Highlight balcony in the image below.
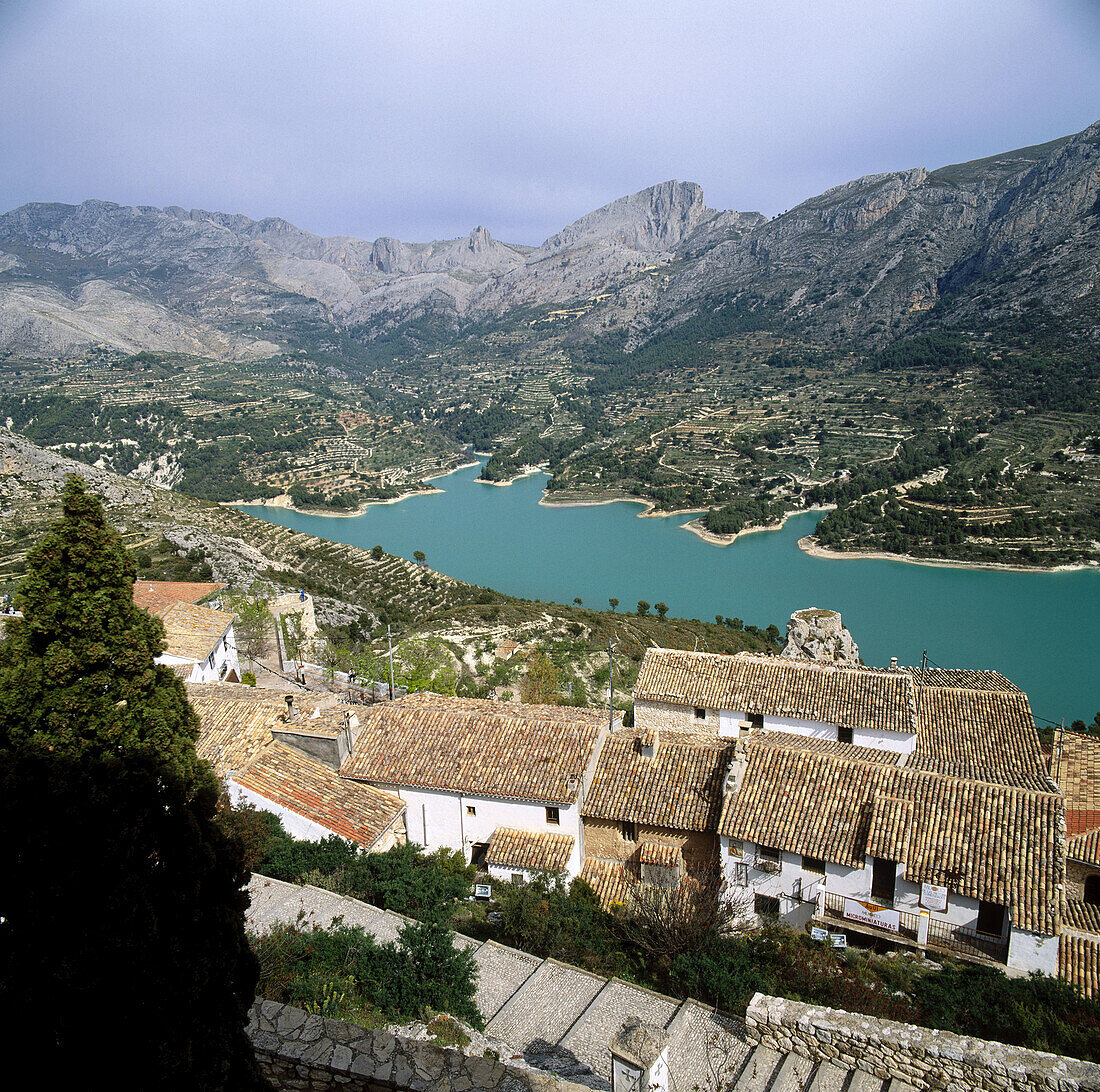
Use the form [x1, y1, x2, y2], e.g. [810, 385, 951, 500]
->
[753, 855, 781, 874]
[815, 890, 1008, 964]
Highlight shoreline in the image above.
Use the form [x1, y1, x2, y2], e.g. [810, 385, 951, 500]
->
[225, 485, 442, 518]
[680, 505, 835, 547]
[797, 536, 1098, 574]
[478, 464, 547, 487]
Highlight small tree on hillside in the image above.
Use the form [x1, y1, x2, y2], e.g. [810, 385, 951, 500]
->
[655, 602, 669, 619]
[228, 591, 272, 667]
[520, 651, 561, 705]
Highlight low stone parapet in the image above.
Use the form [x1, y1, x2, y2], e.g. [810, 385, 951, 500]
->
[248, 999, 588, 1092]
[745, 993, 1100, 1091]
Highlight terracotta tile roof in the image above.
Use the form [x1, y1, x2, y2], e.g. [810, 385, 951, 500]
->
[339, 693, 606, 804]
[635, 649, 917, 735]
[232, 742, 405, 849]
[159, 600, 234, 662]
[1054, 732, 1100, 814]
[1068, 828, 1100, 865]
[1064, 900, 1100, 935]
[189, 689, 281, 777]
[485, 827, 575, 873]
[1060, 933, 1100, 998]
[718, 738, 1063, 935]
[583, 729, 731, 831]
[1069, 811, 1100, 837]
[904, 667, 1021, 692]
[909, 685, 1050, 790]
[751, 729, 902, 766]
[579, 858, 638, 909]
[639, 842, 681, 868]
[133, 580, 225, 616]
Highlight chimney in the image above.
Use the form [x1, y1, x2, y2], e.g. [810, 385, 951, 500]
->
[284, 695, 298, 722]
[636, 730, 659, 760]
[889, 657, 898, 670]
[723, 740, 748, 802]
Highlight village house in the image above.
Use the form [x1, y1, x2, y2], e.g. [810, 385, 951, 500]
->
[619, 647, 1064, 975]
[133, 579, 241, 683]
[339, 693, 613, 875]
[188, 683, 407, 852]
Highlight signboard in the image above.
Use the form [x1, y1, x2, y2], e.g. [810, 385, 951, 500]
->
[920, 883, 948, 912]
[829, 933, 847, 949]
[474, 884, 492, 900]
[843, 897, 900, 934]
[810, 927, 828, 942]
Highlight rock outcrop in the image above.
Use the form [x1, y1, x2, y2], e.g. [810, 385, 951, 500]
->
[780, 608, 860, 664]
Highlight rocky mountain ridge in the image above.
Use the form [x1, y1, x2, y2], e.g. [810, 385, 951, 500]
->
[1, 118, 1097, 360]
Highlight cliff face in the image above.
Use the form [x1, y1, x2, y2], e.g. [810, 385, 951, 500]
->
[0, 120, 1097, 359]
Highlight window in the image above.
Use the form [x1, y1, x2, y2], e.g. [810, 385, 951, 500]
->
[750, 713, 764, 732]
[837, 725, 853, 744]
[754, 893, 780, 917]
[727, 839, 743, 858]
[976, 900, 1007, 937]
[466, 805, 476, 816]
[511, 872, 524, 884]
[620, 820, 638, 841]
[694, 706, 706, 720]
[755, 845, 781, 873]
[1086, 875, 1100, 906]
[871, 857, 896, 904]
[758, 845, 780, 864]
[545, 806, 560, 826]
[802, 855, 826, 876]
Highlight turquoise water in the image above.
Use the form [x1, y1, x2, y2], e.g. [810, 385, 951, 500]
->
[241, 460, 1100, 725]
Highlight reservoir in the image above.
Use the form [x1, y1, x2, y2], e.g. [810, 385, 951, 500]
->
[241, 459, 1100, 726]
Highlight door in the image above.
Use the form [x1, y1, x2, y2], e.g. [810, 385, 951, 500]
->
[870, 857, 896, 904]
[976, 900, 1007, 937]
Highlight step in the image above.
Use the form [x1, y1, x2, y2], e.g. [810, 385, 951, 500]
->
[846, 1071, 886, 1092]
[768, 1052, 815, 1091]
[730, 1045, 783, 1092]
[805, 1060, 853, 1092]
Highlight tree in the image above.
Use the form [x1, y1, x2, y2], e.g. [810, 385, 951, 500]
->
[413, 549, 426, 565]
[370, 544, 384, 561]
[227, 590, 272, 667]
[573, 597, 583, 606]
[609, 598, 619, 612]
[655, 602, 669, 619]
[0, 477, 263, 1088]
[281, 610, 307, 667]
[520, 651, 561, 705]
[636, 600, 650, 616]
[0, 475, 202, 785]
[394, 636, 457, 694]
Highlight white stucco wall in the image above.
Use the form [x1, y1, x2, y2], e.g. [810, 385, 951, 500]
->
[895, 876, 985, 930]
[229, 781, 350, 844]
[851, 724, 916, 755]
[1007, 929, 1059, 975]
[376, 783, 583, 877]
[157, 622, 241, 684]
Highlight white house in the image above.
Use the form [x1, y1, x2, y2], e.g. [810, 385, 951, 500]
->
[156, 600, 241, 683]
[339, 693, 613, 877]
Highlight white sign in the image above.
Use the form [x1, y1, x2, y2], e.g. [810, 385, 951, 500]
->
[829, 933, 847, 949]
[920, 883, 948, 912]
[810, 927, 828, 942]
[843, 897, 900, 934]
[474, 884, 492, 899]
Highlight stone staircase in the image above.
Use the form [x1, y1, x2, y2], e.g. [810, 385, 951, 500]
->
[246, 876, 911, 1092]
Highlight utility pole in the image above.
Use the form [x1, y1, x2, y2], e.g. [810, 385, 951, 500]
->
[917, 649, 928, 716]
[608, 638, 614, 731]
[387, 624, 396, 701]
[1054, 719, 1066, 784]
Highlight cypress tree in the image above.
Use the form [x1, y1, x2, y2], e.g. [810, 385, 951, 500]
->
[0, 475, 202, 784]
[0, 476, 266, 1088]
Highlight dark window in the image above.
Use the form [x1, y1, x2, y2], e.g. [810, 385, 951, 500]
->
[750, 713, 764, 731]
[758, 845, 780, 864]
[871, 857, 896, 904]
[1086, 876, 1100, 906]
[511, 872, 524, 884]
[470, 842, 490, 868]
[620, 820, 637, 841]
[802, 855, 826, 876]
[545, 807, 560, 826]
[466, 805, 476, 816]
[754, 893, 781, 917]
[837, 725, 853, 744]
[694, 706, 706, 720]
[976, 900, 1007, 936]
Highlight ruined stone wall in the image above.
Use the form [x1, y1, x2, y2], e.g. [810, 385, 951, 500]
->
[745, 993, 1100, 1091]
[582, 817, 717, 870]
[248, 999, 586, 1092]
[1067, 859, 1100, 902]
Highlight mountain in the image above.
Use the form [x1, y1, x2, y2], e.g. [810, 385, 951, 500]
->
[1, 119, 1097, 360]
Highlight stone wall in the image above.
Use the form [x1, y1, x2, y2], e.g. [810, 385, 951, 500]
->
[1067, 859, 1100, 902]
[582, 816, 717, 870]
[633, 698, 715, 737]
[745, 993, 1100, 1091]
[248, 999, 586, 1092]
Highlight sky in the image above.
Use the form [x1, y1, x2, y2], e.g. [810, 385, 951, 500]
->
[1, 0, 1098, 245]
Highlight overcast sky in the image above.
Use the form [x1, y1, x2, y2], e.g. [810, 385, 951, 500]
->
[2, 1, 1098, 245]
